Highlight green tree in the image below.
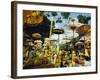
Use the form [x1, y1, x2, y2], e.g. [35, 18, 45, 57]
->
[77, 15, 91, 24]
[56, 17, 62, 23]
[61, 12, 70, 19]
[51, 12, 58, 16]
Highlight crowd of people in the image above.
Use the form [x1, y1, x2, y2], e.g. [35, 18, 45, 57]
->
[23, 37, 91, 69]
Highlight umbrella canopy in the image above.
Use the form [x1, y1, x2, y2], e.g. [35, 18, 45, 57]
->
[64, 18, 81, 30]
[75, 41, 85, 50]
[75, 41, 84, 46]
[32, 33, 42, 39]
[69, 18, 77, 30]
[76, 24, 91, 35]
[34, 40, 42, 43]
[52, 28, 64, 34]
[23, 11, 43, 25]
[69, 18, 79, 26]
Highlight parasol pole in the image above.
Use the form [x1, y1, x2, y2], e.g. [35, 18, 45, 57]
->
[49, 17, 54, 62]
[57, 34, 60, 55]
[49, 17, 54, 38]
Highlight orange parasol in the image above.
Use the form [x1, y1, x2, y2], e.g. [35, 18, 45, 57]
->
[32, 33, 42, 39]
[76, 24, 91, 35]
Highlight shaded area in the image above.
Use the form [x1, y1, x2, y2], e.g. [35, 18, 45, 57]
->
[24, 16, 51, 41]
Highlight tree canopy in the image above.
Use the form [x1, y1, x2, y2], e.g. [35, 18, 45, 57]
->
[61, 12, 70, 19]
[77, 15, 91, 24]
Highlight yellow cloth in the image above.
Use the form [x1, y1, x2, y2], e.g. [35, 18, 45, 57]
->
[85, 49, 89, 57]
[72, 52, 76, 60]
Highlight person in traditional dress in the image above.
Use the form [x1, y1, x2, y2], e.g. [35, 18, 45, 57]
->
[52, 52, 58, 65]
[72, 50, 76, 66]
